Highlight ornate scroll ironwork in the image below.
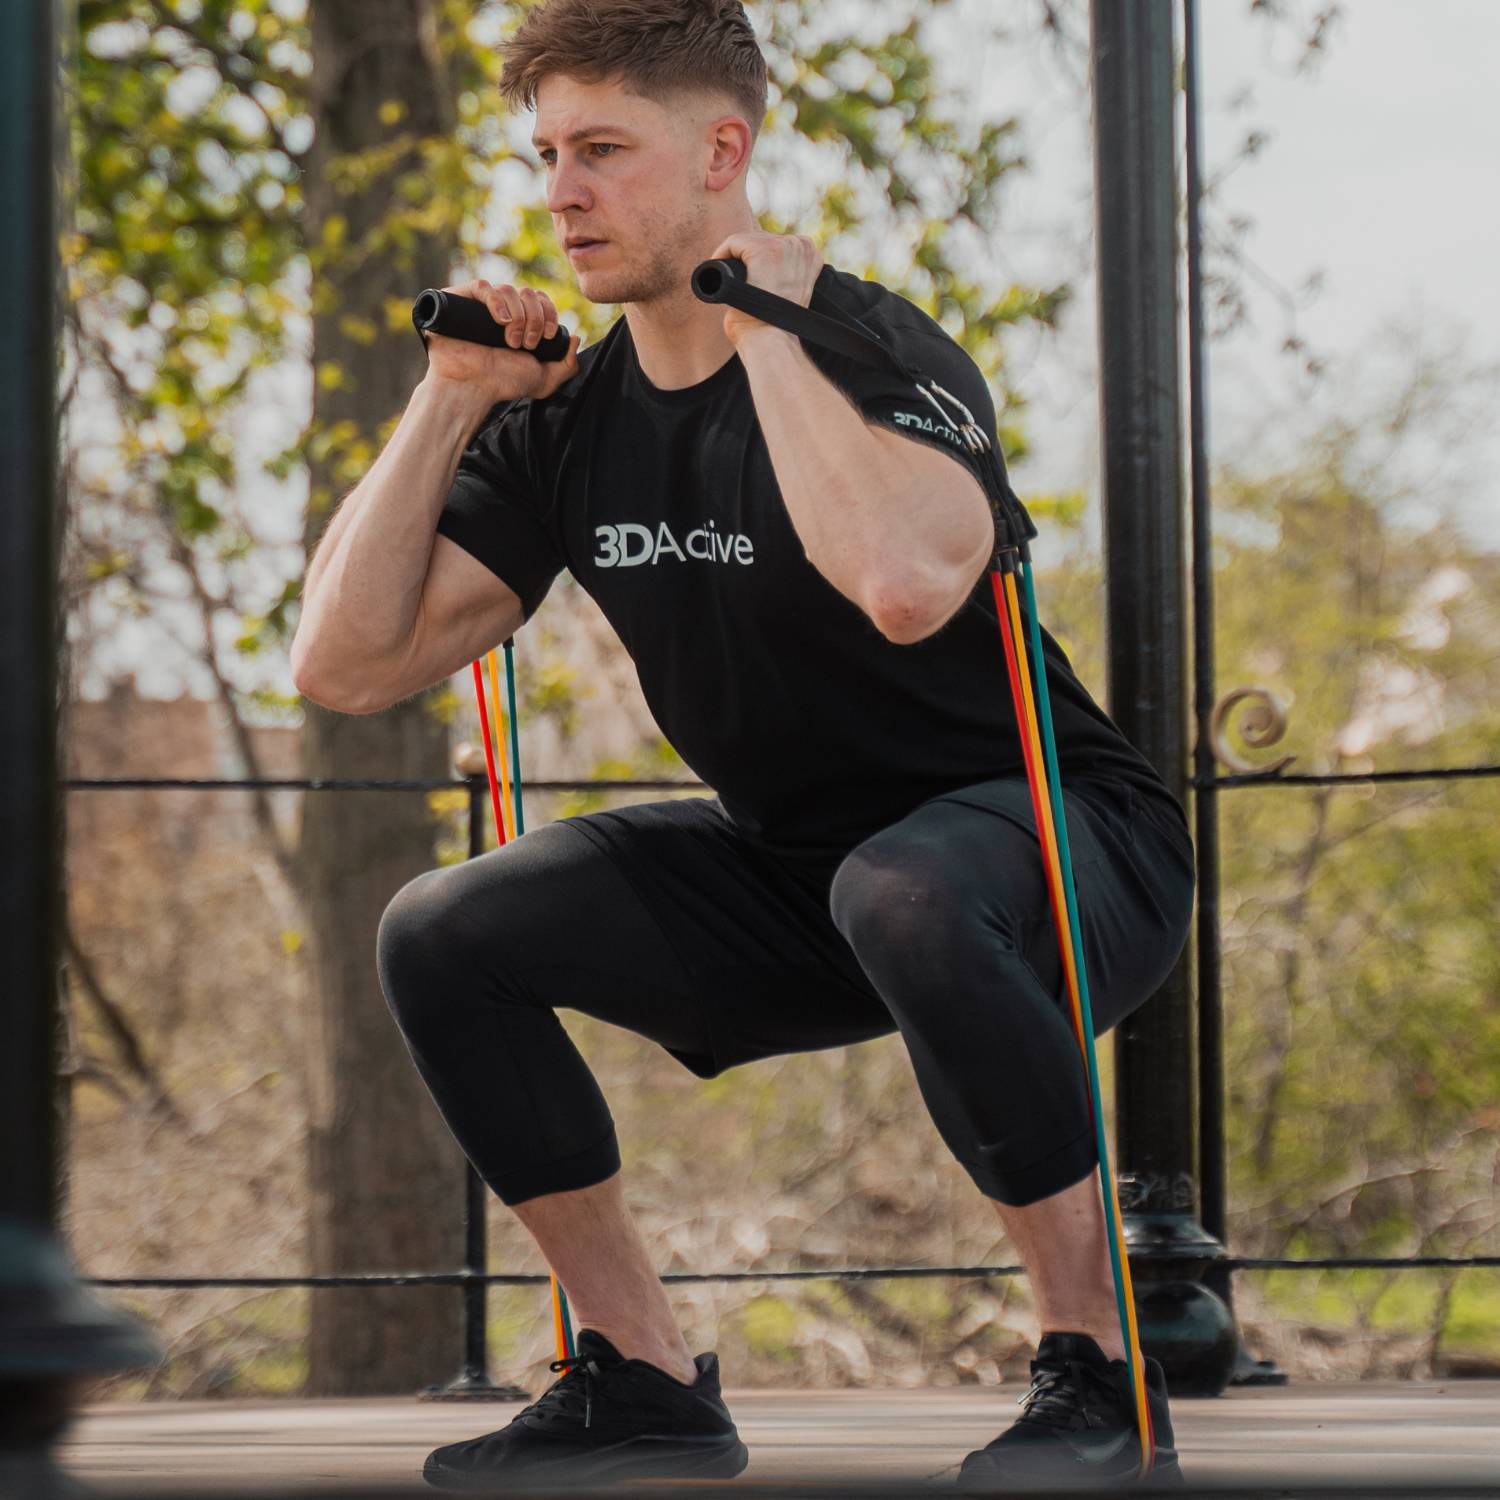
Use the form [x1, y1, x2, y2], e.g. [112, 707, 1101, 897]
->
[1205, 686, 1295, 777]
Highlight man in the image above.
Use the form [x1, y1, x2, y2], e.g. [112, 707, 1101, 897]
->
[291, 0, 1195, 1490]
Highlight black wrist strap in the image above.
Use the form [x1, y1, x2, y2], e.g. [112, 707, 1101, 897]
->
[735, 280, 905, 371]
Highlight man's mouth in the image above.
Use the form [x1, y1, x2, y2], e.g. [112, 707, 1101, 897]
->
[567, 239, 607, 257]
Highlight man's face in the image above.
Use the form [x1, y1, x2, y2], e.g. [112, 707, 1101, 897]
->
[532, 73, 729, 307]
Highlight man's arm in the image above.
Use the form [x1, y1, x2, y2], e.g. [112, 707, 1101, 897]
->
[292, 375, 506, 711]
[734, 324, 994, 644]
[291, 277, 579, 712]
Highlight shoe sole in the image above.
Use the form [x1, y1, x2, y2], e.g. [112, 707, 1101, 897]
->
[424, 1433, 750, 1491]
[957, 1446, 1185, 1493]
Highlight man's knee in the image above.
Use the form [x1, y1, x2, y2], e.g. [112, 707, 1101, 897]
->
[830, 829, 978, 977]
[376, 859, 539, 1040]
[377, 867, 459, 1034]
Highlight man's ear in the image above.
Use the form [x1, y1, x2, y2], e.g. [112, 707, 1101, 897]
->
[704, 114, 753, 192]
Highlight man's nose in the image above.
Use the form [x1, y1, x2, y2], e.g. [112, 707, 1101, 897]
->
[545, 161, 590, 216]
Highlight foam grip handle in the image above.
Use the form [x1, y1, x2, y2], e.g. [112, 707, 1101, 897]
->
[689, 257, 747, 303]
[411, 289, 571, 363]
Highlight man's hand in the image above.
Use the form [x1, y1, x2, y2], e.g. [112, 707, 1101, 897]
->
[424, 277, 580, 406]
[709, 230, 823, 347]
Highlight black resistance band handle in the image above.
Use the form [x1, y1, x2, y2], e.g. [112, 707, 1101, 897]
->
[690, 257, 746, 302]
[411, 288, 572, 363]
[692, 257, 891, 372]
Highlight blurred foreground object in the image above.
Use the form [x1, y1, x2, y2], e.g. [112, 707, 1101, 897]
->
[0, 0, 156, 1493]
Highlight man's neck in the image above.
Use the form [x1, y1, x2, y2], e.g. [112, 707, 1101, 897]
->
[623, 283, 740, 393]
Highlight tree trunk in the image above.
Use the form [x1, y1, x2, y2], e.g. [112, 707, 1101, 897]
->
[299, 0, 464, 1396]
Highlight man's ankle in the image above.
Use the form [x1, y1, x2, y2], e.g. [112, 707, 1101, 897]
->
[583, 1325, 698, 1386]
[1043, 1324, 1127, 1364]
[646, 1353, 700, 1386]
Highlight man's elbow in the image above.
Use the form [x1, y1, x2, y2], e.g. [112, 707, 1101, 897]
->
[870, 593, 941, 645]
[865, 578, 950, 644]
[290, 640, 388, 716]
[866, 555, 989, 645]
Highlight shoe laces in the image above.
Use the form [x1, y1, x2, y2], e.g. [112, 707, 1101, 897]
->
[1015, 1360, 1095, 1427]
[520, 1351, 606, 1429]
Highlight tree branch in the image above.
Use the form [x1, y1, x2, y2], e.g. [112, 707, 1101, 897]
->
[61, 917, 184, 1125]
[143, 0, 308, 166]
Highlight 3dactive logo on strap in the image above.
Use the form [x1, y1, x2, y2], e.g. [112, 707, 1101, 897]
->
[594, 520, 755, 568]
[892, 408, 963, 447]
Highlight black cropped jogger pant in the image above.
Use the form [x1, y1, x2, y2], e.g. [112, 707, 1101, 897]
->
[376, 775, 1195, 1209]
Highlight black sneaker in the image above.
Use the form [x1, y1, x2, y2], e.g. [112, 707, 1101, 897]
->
[422, 1328, 750, 1490]
[957, 1331, 1185, 1493]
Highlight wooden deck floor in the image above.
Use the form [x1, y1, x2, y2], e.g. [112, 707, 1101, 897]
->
[56, 1380, 1500, 1497]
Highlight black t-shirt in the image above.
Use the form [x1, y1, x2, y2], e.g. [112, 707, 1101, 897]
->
[436, 263, 1170, 859]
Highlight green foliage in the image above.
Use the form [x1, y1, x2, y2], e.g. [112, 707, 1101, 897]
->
[68, 0, 310, 687]
[238, 684, 301, 721]
[757, 3, 1064, 425]
[524, 657, 583, 737]
[1195, 394, 1500, 1279]
[738, 1293, 801, 1360]
[233, 578, 300, 655]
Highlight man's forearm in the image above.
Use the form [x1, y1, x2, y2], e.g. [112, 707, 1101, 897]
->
[293, 376, 493, 681]
[733, 326, 993, 642]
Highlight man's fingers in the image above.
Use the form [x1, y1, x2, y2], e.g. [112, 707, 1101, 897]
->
[522, 285, 560, 344]
[549, 332, 579, 374]
[463, 279, 519, 338]
[440, 278, 563, 352]
[517, 287, 547, 348]
[492, 288, 524, 342]
[534, 333, 581, 396]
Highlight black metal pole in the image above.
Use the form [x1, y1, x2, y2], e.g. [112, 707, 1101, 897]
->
[2, 0, 62, 1255]
[1089, 0, 1234, 1395]
[1182, 0, 1285, 1388]
[0, 0, 155, 1479]
[462, 1154, 490, 1384]
[420, 773, 526, 1401]
[1183, 0, 1226, 1285]
[461, 777, 490, 1386]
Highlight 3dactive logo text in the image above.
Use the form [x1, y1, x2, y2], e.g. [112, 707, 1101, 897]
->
[893, 409, 962, 446]
[594, 520, 755, 568]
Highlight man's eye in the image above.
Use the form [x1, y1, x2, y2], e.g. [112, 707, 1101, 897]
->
[539, 144, 618, 166]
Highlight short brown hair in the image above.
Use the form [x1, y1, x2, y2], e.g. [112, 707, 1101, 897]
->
[498, 0, 769, 141]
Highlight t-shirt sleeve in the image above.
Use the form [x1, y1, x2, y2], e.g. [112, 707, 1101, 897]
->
[807, 319, 1001, 497]
[435, 398, 564, 622]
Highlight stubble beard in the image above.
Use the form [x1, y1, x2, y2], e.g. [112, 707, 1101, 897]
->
[579, 196, 709, 310]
